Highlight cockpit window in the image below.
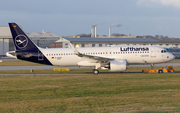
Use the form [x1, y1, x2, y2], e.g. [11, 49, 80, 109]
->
[161, 50, 167, 53]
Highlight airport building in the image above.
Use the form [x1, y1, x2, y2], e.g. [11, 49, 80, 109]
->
[0, 26, 14, 55]
[28, 31, 60, 48]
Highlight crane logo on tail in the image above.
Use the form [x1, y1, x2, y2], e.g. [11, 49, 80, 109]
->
[15, 35, 28, 49]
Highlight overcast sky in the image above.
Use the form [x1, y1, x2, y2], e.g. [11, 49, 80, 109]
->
[1, 0, 180, 37]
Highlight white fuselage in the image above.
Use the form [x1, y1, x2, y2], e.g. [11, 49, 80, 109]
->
[40, 46, 175, 66]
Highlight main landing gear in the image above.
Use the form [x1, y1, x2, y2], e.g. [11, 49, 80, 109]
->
[93, 69, 99, 75]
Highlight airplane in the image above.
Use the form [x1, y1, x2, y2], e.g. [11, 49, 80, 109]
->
[6, 23, 175, 74]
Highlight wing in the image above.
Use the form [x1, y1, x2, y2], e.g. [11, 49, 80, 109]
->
[69, 43, 114, 63]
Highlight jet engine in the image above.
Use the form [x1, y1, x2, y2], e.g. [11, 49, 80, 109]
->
[105, 59, 127, 71]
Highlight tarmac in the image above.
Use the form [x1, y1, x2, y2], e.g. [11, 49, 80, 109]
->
[0, 63, 179, 70]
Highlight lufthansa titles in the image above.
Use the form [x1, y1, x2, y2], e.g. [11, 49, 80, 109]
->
[120, 47, 149, 51]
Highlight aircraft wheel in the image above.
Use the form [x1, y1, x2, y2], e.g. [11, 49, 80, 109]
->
[142, 70, 144, 73]
[93, 69, 99, 75]
[158, 70, 163, 73]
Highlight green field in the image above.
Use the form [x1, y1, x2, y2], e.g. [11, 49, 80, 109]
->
[0, 74, 180, 113]
[0, 60, 42, 66]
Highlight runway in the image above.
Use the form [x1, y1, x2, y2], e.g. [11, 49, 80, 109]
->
[0, 65, 83, 70]
[0, 62, 179, 70]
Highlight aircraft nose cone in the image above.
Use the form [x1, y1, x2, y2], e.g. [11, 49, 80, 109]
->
[166, 53, 175, 62]
[169, 53, 175, 61]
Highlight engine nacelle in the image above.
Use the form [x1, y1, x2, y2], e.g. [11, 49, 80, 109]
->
[109, 59, 127, 71]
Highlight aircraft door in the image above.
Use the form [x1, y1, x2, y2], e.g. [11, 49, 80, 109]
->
[38, 51, 44, 60]
[150, 47, 156, 57]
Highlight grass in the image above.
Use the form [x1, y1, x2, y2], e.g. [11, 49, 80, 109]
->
[0, 60, 42, 66]
[1, 74, 180, 112]
[170, 59, 180, 63]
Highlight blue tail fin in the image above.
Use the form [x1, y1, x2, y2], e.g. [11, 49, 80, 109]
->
[8, 23, 52, 65]
[9, 23, 38, 51]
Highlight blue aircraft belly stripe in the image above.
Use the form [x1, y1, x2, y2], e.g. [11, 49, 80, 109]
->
[16, 50, 52, 65]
